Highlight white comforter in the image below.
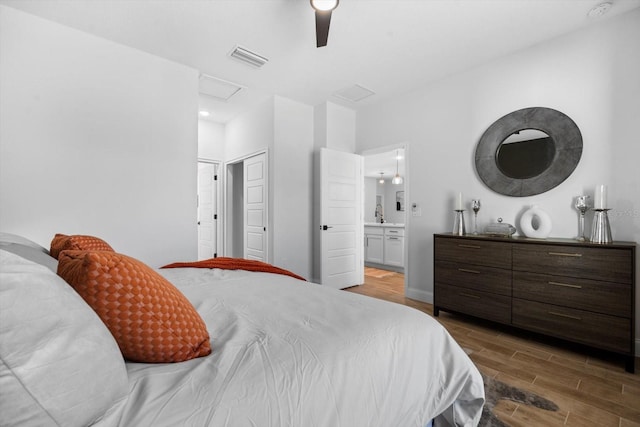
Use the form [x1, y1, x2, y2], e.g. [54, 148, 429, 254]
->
[97, 268, 484, 427]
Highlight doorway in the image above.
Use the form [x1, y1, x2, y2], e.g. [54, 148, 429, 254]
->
[361, 145, 408, 295]
[224, 151, 269, 262]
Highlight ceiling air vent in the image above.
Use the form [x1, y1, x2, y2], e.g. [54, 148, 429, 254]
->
[333, 84, 376, 103]
[229, 45, 269, 68]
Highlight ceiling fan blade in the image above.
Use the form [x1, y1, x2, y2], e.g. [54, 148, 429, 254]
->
[315, 10, 332, 48]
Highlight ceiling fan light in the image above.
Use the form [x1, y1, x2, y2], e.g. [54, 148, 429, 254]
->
[310, 0, 339, 12]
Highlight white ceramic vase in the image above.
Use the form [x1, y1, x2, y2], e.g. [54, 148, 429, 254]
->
[520, 205, 552, 239]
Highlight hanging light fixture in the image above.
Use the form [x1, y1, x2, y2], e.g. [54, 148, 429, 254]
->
[378, 172, 385, 184]
[392, 150, 404, 185]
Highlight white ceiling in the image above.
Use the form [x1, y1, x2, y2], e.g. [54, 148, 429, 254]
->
[2, 0, 639, 125]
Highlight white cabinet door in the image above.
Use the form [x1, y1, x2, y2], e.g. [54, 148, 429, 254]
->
[365, 234, 384, 263]
[384, 235, 404, 267]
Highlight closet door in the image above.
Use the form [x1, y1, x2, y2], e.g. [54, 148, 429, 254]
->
[197, 161, 219, 260]
[244, 153, 267, 262]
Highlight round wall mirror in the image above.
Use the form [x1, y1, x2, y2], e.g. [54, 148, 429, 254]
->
[475, 107, 582, 197]
[496, 129, 555, 179]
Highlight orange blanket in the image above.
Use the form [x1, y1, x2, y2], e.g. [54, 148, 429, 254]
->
[161, 257, 306, 281]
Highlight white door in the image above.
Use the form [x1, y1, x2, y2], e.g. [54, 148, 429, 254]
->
[197, 162, 218, 260]
[244, 153, 267, 262]
[320, 148, 364, 289]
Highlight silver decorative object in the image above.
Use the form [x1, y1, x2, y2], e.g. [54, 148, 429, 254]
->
[591, 208, 612, 244]
[574, 195, 590, 242]
[453, 210, 466, 235]
[471, 199, 481, 235]
[485, 218, 516, 237]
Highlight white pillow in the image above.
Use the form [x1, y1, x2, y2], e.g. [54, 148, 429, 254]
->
[0, 250, 129, 427]
[1, 243, 58, 272]
[0, 232, 48, 252]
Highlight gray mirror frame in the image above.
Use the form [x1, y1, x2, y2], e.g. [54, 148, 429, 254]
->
[474, 107, 582, 197]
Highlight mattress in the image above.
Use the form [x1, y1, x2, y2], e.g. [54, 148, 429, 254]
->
[95, 267, 484, 427]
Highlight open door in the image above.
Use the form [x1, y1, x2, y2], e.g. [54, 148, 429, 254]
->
[319, 148, 364, 289]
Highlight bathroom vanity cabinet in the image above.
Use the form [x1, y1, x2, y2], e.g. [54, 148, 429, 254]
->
[365, 225, 404, 269]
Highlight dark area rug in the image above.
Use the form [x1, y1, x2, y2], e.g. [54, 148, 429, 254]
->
[479, 373, 559, 427]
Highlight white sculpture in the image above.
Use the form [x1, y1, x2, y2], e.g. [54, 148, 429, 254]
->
[520, 205, 552, 239]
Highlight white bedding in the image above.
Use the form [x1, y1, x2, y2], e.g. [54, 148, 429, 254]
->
[96, 268, 484, 427]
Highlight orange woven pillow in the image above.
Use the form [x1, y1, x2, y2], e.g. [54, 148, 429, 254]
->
[57, 250, 211, 363]
[50, 234, 114, 259]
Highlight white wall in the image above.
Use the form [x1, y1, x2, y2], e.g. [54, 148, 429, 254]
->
[0, 6, 199, 267]
[356, 9, 640, 342]
[273, 96, 314, 279]
[225, 98, 274, 162]
[198, 119, 225, 161]
[313, 102, 356, 153]
[364, 177, 378, 223]
[224, 96, 314, 279]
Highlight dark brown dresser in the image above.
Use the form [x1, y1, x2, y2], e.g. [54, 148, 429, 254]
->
[433, 233, 636, 373]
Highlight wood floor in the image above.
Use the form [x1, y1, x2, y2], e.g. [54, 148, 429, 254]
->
[346, 268, 640, 427]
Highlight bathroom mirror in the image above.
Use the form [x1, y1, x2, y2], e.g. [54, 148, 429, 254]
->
[475, 107, 582, 197]
[396, 191, 405, 211]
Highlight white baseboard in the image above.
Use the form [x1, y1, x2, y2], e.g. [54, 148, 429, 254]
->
[405, 287, 433, 304]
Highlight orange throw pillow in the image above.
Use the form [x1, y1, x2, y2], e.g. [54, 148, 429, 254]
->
[50, 234, 114, 259]
[57, 250, 211, 363]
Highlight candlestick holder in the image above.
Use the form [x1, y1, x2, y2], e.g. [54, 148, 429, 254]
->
[471, 199, 481, 235]
[453, 210, 466, 235]
[590, 208, 612, 244]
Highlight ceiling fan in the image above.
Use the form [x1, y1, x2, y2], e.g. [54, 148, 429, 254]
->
[310, 0, 339, 48]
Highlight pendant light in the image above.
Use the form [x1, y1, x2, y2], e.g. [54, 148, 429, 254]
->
[378, 172, 385, 184]
[392, 150, 404, 185]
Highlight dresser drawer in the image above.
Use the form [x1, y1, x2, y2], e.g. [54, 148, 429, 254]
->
[435, 283, 511, 324]
[512, 299, 631, 354]
[435, 260, 511, 296]
[435, 237, 512, 269]
[512, 244, 632, 284]
[513, 271, 631, 315]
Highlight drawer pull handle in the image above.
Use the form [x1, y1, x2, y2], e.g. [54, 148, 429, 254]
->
[458, 268, 480, 274]
[549, 281, 582, 289]
[458, 244, 482, 249]
[460, 292, 481, 299]
[548, 252, 582, 257]
[548, 311, 582, 321]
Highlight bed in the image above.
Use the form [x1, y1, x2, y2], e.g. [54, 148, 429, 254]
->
[0, 232, 484, 427]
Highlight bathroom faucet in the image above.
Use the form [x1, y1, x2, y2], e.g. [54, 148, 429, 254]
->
[375, 204, 384, 223]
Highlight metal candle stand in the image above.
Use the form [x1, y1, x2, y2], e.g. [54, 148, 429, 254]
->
[453, 210, 466, 235]
[591, 208, 612, 244]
